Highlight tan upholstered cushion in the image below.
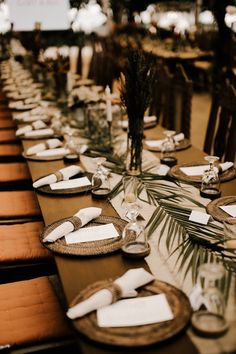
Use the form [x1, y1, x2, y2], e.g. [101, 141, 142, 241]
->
[0, 120, 14, 129]
[0, 276, 72, 346]
[0, 130, 17, 143]
[0, 191, 41, 218]
[0, 144, 22, 157]
[0, 162, 31, 182]
[0, 221, 52, 263]
[0, 111, 12, 120]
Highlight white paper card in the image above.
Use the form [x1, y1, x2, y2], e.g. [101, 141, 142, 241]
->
[36, 148, 68, 157]
[219, 205, 236, 217]
[180, 165, 209, 176]
[65, 223, 119, 244]
[50, 177, 91, 190]
[189, 210, 210, 225]
[145, 140, 164, 148]
[24, 128, 53, 137]
[97, 294, 174, 327]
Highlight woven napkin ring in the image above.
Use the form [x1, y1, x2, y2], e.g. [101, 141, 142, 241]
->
[44, 141, 50, 149]
[68, 216, 82, 231]
[106, 283, 123, 303]
[54, 171, 64, 182]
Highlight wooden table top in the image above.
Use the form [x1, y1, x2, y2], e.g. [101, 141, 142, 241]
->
[21, 125, 235, 354]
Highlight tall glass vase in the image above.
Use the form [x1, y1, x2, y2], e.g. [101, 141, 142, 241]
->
[126, 132, 143, 176]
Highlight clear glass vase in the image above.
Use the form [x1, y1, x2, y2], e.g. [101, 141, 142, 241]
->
[126, 134, 143, 176]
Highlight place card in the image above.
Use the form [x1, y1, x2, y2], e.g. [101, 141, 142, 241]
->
[65, 223, 119, 244]
[97, 293, 174, 327]
[180, 165, 209, 176]
[24, 128, 54, 137]
[50, 177, 91, 190]
[189, 210, 210, 225]
[219, 205, 236, 217]
[36, 148, 68, 157]
[145, 139, 164, 148]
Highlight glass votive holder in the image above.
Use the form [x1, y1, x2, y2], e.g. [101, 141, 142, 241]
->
[191, 262, 228, 336]
[160, 130, 177, 167]
[223, 217, 236, 250]
[121, 223, 150, 259]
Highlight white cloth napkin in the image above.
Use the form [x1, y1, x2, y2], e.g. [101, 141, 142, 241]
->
[144, 115, 157, 124]
[24, 128, 53, 137]
[66, 268, 155, 319]
[180, 161, 234, 176]
[15, 120, 47, 136]
[36, 147, 68, 157]
[33, 165, 81, 188]
[26, 138, 62, 156]
[43, 207, 102, 243]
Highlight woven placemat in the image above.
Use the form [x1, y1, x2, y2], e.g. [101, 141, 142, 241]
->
[144, 138, 191, 152]
[207, 196, 236, 222]
[170, 162, 236, 183]
[41, 215, 135, 256]
[70, 279, 192, 347]
[34, 172, 93, 195]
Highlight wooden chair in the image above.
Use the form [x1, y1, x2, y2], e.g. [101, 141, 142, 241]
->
[0, 276, 78, 353]
[204, 82, 236, 162]
[0, 162, 32, 190]
[0, 221, 56, 283]
[0, 190, 42, 224]
[167, 64, 193, 139]
[0, 144, 24, 162]
[150, 64, 193, 139]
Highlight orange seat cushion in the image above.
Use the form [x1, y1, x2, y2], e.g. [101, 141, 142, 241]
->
[0, 221, 52, 263]
[0, 190, 41, 218]
[0, 120, 14, 129]
[0, 130, 17, 143]
[0, 276, 72, 346]
[0, 144, 22, 157]
[0, 162, 31, 182]
[0, 111, 12, 120]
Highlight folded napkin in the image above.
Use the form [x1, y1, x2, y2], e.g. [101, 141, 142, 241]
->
[24, 128, 54, 137]
[66, 268, 155, 319]
[180, 161, 234, 176]
[16, 120, 47, 136]
[43, 207, 102, 243]
[33, 165, 81, 188]
[144, 115, 157, 124]
[36, 147, 69, 157]
[26, 138, 62, 156]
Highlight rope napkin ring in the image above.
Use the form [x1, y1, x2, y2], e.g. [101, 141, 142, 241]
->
[106, 283, 123, 303]
[67, 216, 82, 231]
[44, 141, 50, 149]
[54, 170, 64, 182]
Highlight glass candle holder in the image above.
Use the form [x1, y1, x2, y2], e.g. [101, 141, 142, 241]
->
[191, 262, 228, 336]
[160, 130, 177, 167]
[200, 156, 221, 199]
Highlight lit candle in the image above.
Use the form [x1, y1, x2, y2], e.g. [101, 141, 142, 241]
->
[105, 85, 112, 122]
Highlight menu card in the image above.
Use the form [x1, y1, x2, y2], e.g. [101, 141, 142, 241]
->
[65, 223, 119, 244]
[50, 176, 91, 190]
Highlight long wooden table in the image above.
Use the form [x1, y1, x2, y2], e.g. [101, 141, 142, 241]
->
[22, 127, 236, 354]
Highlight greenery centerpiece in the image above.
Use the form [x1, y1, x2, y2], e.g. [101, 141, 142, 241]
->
[120, 49, 155, 175]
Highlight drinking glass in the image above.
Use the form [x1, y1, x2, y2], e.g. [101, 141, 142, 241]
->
[122, 176, 150, 257]
[160, 130, 177, 167]
[223, 217, 236, 250]
[91, 157, 111, 199]
[191, 262, 228, 336]
[200, 156, 221, 199]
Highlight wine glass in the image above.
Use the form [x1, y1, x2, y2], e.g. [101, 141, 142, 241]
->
[91, 157, 111, 199]
[121, 176, 150, 257]
[160, 130, 177, 167]
[200, 156, 221, 199]
[191, 263, 228, 336]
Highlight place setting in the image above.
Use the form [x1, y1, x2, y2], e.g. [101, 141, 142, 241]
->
[40, 207, 136, 256]
[66, 268, 192, 347]
[32, 164, 95, 195]
[15, 119, 58, 140]
[22, 138, 69, 161]
[144, 130, 191, 152]
[169, 157, 236, 184]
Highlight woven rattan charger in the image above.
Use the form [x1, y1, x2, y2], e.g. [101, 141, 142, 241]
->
[207, 196, 236, 222]
[170, 162, 236, 183]
[69, 278, 192, 347]
[41, 215, 136, 256]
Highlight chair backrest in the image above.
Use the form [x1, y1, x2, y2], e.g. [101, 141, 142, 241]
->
[167, 64, 193, 139]
[150, 63, 192, 139]
[204, 82, 236, 162]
